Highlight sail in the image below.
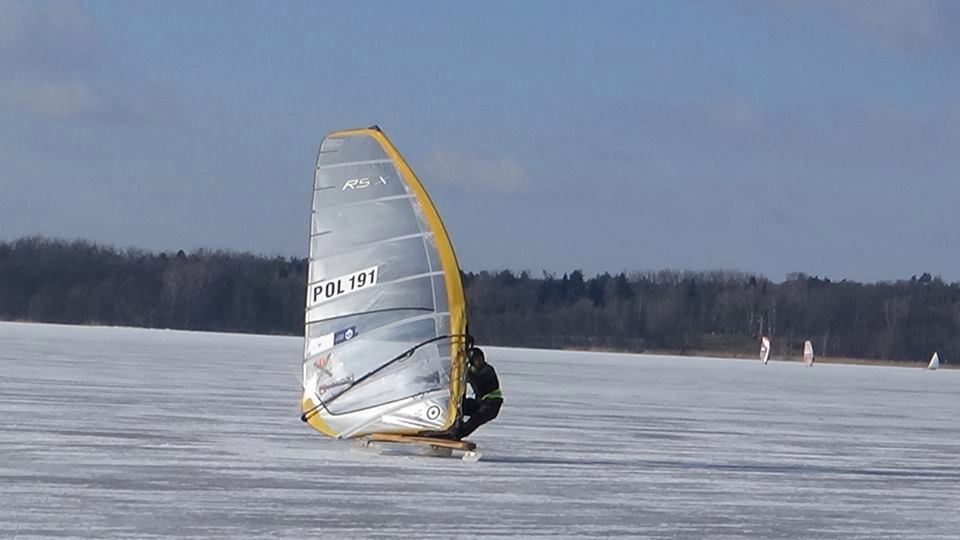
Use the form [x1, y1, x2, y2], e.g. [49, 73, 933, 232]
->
[803, 340, 815, 367]
[300, 126, 468, 439]
[928, 352, 940, 370]
[760, 336, 771, 364]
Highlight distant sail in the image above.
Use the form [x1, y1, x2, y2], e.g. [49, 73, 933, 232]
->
[760, 336, 771, 364]
[300, 127, 469, 440]
[803, 340, 815, 367]
[928, 352, 940, 370]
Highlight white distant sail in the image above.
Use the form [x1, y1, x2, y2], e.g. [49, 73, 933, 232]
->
[803, 340, 815, 367]
[300, 126, 469, 440]
[760, 336, 771, 365]
[928, 352, 940, 370]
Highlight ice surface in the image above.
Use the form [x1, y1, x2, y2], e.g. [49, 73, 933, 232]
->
[1, 321, 958, 539]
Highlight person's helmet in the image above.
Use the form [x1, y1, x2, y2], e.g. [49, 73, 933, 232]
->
[468, 347, 485, 365]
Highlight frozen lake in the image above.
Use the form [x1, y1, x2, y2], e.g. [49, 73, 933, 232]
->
[1, 322, 958, 539]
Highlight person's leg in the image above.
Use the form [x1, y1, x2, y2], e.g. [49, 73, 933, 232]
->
[419, 398, 481, 439]
[453, 399, 502, 439]
[461, 397, 479, 417]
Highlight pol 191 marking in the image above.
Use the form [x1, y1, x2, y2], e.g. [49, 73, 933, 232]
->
[311, 266, 378, 305]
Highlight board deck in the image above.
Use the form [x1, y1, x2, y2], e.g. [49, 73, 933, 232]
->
[368, 433, 477, 451]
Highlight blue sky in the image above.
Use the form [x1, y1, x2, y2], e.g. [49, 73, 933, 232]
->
[2, 0, 959, 281]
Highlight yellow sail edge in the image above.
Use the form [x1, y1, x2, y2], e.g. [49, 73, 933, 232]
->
[301, 397, 336, 437]
[326, 127, 468, 432]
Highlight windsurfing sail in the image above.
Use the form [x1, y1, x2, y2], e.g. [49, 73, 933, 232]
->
[300, 126, 469, 440]
[803, 340, 815, 367]
[928, 352, 940, 370]
[760, 336, 771, 365]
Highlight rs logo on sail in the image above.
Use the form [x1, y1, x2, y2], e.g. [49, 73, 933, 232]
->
[342, 176, 388, 190]
[311, 266, 378, 305]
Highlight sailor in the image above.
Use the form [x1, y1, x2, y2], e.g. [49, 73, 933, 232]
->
[422, 346, 503, 440]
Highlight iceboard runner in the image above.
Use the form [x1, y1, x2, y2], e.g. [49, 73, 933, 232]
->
[299, 126, 480, 459]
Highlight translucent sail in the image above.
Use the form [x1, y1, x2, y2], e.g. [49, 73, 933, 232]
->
[803, 340, 815, 367]
[300, 127, 468, 439]
[760, 336, 771, 365]
[928, 352, 939, 370]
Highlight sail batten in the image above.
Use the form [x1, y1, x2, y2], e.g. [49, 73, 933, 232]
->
[306, 306, 434, 327]
[317, 158, 394, 170]
[302, 127, 468, 439]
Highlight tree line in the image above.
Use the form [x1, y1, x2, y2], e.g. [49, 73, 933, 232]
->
[2, 236, 958, 364]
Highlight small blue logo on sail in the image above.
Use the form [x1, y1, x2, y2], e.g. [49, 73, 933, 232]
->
[334, 326, 358, 345]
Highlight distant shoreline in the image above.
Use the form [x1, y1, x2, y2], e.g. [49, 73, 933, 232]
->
[561, 345, 950, 368]
[4, 235, 959, 368]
